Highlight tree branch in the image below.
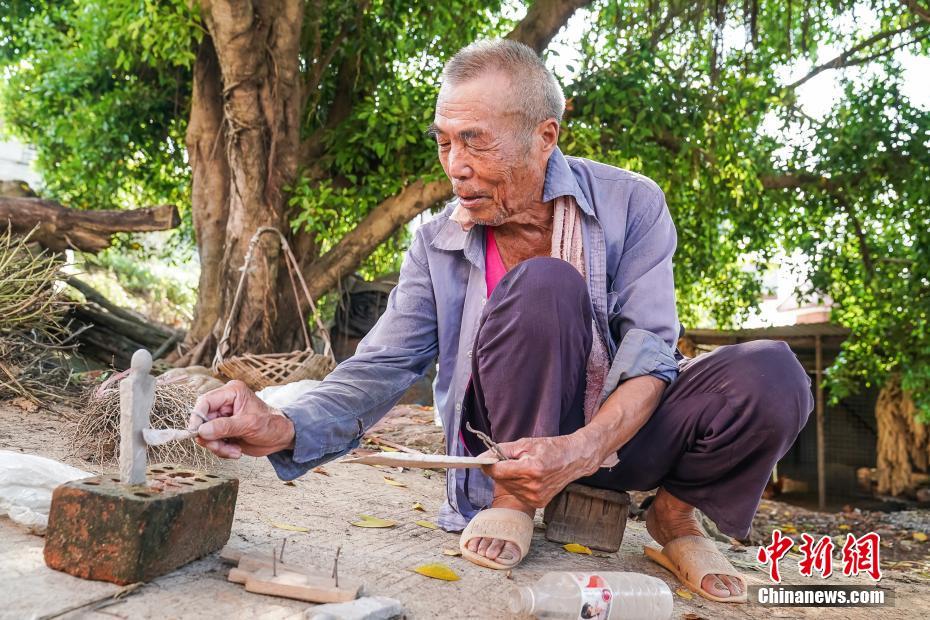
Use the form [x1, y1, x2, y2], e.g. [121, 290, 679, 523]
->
[902, 0, 930, 24]
[506, 0, 595, 53]
[788, 23, 924, 89]
[0, 198, 180, 252]
[302, 179, 452, 299]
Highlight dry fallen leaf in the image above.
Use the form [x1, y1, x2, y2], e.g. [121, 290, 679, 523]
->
[380, 445, 399, 452]
[415, 519, 438, 529]
[269, 521, 309, 532]
[563, 543, 593, 555]
[913, 532, 928, 542]
[442, 549, 462, 557]
[675, 587, 694, 600]
[682, 614, 707, 620]
[312, 466, 330, 476]
[283, 481, 296, 486]
[383, 476, 407, 488]
[412, 502, 426, 512]
[351, 514, 397, 528]
[412, 563, 460, 581]
[11, 397, 38, 413]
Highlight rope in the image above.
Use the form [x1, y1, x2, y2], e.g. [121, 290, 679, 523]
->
[213, 227, 333, 369]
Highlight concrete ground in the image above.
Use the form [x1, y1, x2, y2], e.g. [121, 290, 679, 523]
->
[1, 402, 927, 619]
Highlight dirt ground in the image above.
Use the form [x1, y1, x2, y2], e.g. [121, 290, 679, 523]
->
[1, 401, 928, 619]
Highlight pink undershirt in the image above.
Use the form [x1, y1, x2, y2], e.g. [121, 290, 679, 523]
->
[484, 227, 507, 295]
[460, 228, 508, 455]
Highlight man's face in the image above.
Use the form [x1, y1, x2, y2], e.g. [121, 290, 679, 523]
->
[430, 72, 549, 226]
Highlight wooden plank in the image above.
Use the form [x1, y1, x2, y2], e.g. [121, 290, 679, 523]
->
[342, 452, 497, 468]
[364, 435, 423, 454]
[243, 567, 359, 604]
[816, 334, 826, 510]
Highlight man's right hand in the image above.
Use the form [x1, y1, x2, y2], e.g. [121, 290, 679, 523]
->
[188, 380, 296, 459]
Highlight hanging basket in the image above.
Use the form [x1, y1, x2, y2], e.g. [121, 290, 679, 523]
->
[213, 227, 337, 390]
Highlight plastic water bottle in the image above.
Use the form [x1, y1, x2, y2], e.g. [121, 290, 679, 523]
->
[509, 571, 673, 619]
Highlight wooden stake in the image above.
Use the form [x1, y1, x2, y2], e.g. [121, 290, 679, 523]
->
[815, 334, 826, 510]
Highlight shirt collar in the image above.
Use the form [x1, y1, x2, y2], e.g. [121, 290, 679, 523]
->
[430, 146, 593, 253]
[543, 147, 593, 215]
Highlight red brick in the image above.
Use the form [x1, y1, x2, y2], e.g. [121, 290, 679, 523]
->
[44, 464, 238, 584]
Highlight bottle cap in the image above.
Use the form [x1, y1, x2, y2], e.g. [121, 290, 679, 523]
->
[508, 586, 534, 614]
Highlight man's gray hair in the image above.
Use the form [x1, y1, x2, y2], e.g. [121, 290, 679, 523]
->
[441, 39, 565, 126]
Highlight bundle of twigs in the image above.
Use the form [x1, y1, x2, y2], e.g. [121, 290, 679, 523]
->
[0, 227, 76, 403]
[68, 375, 215, 468]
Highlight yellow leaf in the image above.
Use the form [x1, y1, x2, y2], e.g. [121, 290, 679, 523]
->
[442, 548, 462, 557]
[351, 514, 397, 528]
[383, 476, 407, 488]
[563, 543, 593, 555]
[380, 446, 399, 452]
[913, 532, 928, 542]
[415, 519, 438, 529]
[675, 587, 693, 600]
[838, 524, 850, 531]
[269, 521, 309, 532]
[412, 502, 426, 512]
[412, 563, 460, 581]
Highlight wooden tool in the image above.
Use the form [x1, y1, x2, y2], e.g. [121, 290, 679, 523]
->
[142, 427, 199, 446]
[221, 546, 360, 604]
[341, 452, 498, 468]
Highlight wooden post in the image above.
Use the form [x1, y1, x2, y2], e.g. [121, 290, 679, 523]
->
[815, 335, 826, 510]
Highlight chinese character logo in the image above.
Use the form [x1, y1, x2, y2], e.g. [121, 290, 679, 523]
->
[757, 529, 794, 583]
[841, 532, 882, 581]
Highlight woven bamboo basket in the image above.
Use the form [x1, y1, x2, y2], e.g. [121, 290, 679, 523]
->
[213, 227, 337, 391]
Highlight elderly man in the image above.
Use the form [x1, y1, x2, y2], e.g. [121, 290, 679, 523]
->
[191, 40, 812, 603]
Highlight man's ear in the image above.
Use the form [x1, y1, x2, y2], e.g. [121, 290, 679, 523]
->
[538, 118, 560, 154]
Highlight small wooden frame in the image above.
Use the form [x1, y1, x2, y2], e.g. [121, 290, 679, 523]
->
[543, 483, 631, 552]
[222, 548, 360, 604]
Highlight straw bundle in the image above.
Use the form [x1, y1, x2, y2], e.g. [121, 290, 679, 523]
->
[69, 378, 216, 468]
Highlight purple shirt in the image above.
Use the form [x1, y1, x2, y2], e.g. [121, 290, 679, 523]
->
[268, 147, 681, 531]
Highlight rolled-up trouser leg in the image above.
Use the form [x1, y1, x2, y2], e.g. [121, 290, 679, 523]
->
[582, 339, 814, 538]
[461, 257, 592, 457]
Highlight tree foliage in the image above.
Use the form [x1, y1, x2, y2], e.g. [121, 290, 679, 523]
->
[1, 0, 929, 413]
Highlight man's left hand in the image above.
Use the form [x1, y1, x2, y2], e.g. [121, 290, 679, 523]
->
[480, 433, 601, 508]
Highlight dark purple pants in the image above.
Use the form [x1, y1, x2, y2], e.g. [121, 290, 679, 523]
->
[462, 257, 813, 538]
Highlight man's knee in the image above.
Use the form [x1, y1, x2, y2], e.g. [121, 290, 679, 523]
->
[722, 340, 813, 436]
[485, 257, 590, 329]
[498, 256, 586, 300]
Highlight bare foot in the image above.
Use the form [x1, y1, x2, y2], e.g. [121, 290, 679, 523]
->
[646, 488, 744, 599]
[464, 491, 534, 565]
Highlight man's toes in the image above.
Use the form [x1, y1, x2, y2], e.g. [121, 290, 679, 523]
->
[484, 538, 505, 560]
[466, 537, 480, 553]
[720, 575, 743, 595]
[701, 574, 731, 597]
[497, 541, 519, 563]
[477, 537, 493, 556]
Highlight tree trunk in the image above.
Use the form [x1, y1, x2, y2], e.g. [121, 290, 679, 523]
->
[0, 197, 179, 252]
[875, 374, 928, 496]
[181, 36, 229, 365]
[193, 0, 305, 360]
